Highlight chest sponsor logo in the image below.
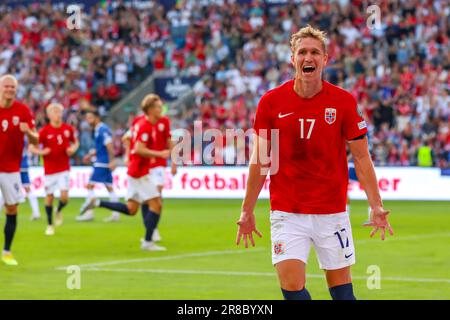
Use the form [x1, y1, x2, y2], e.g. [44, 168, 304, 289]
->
[12, 116, 19, 126]
[158, 123, 165, 132]
[325, 108, 336, 124]
[47, 134, 54, 139]
[278, 112, 294, 119]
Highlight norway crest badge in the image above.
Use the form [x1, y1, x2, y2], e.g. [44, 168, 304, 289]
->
[325, 108, 336, 124]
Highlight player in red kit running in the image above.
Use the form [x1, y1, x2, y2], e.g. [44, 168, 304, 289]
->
[236, 26, 394, 300]
[0, 74, 38, 266]
[30, 103, 79, 236]
[122, 111, 177, 242]
[80, 94, 170, 251]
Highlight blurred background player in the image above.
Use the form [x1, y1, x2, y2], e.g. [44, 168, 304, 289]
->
[76, 109, 119, 223]
[30, 103, 79, 236]
[122, 104, 177, 242]
[0, 74, 38, 266]
[21, 137, 41, 221]
[80, 94, 170, 251]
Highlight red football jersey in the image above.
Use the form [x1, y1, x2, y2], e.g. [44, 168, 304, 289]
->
[253, 80, 368, 214]
[148, 116, 171, 169]
[39, 123, 76, 175]
[0, 101, 35, 173]
[127, 117, 154, 178]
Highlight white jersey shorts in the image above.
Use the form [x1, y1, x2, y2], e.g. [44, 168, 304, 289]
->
[45, 171, 70, 195]
[0, 172, 25, 205]
[149, 166, 165, 187]
[126, 174, 160, 203]
[270, 210, 355, 270]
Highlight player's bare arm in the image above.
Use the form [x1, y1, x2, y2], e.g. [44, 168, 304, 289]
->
[135, 141, 170, 159]
[29, 144, 50, 156]
[105, 141, 116, 171]
[66, 137, 80, 156]
[348, 136, 394, 240]
[19, 123, 39, 145]
[122, 130, 131, 165]
[168, 138, 177, 175]
[83, 148, 96, 163]
[237, 134, 267, 248]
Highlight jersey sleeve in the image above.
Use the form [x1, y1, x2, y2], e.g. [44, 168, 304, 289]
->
[70, 126, 78, 143]
[342, 96, 368, 141]
[165, 118, 171, 140]
[253, 94, 273, 140]
[23, 105, 35, 129]
[136, 123, 152, 146]
[102, 127, 113, 145]
[38, 127, 45, 145]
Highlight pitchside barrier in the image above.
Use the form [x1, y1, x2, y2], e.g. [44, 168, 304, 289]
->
[25, 166, 450, 200]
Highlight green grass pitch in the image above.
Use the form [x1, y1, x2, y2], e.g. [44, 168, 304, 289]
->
[0, 199, 449, 300]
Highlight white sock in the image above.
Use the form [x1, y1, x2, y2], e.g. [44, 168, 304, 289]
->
[109, 190, 118, 202]
[87, 189, 95, 201]
[28, 192, 40, 217]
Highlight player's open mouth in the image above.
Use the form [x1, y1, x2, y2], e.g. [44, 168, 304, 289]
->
[302, 66, 316, 74]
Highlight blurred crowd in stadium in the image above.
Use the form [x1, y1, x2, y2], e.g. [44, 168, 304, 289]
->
[0, 0, 448, 167]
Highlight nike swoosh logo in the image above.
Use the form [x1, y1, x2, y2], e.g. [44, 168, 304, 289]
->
[345, 253, 354, 259]
[278, 112, 294, 118]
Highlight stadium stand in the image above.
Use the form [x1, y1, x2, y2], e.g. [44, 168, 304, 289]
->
[0, 0, 448, 167]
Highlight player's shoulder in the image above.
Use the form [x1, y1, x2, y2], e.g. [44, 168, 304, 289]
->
[323, 81, 356, 105]
[12, 100, 31, 113]
[99, 122, 111, 132]
[260, 79, 294, 103]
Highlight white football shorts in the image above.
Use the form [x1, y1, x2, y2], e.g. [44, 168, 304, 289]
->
[126, 174, 160, 203]
[270, 210, 355, 270]
[0, 172, 25, 205]
[45, 171, 70, 195]
[149, 166, 165, 187]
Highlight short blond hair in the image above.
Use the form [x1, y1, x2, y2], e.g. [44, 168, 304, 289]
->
[46, 102, 64, 115]
[0, 74, 18, 86]
[141, 93, 161, 113]
[290, 25, 328, 54]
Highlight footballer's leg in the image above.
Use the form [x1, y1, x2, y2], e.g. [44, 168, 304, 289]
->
[83, 197, 139, 216]
[55, 190, 68, 227]
[77, 183, 95, 221]
[103, 184, 120, 222]
[312, 213, 356, 300]
[150, 185, 164, 242]
[141, 197, 166, 251]
[271, 211, 312, 300]
[44, 194, 55, 235]
[325, 266, 355, 300]
[275, 260, 311, 300]
[2, 204, 19, 266]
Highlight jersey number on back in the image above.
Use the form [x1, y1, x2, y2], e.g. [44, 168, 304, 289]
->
[2, 120, 8, 132]
[299, 118, 315, 139]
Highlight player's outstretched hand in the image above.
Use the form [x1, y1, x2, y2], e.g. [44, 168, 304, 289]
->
[236, 212, 262, 248]
[19, 122, 30, 133]
[363, 206, 394, 241]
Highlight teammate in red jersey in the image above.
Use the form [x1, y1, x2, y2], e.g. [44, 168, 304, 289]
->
[0, 74, 38, 266]
[80, 94, 170, 251]
[30, 103, 79, 236]
[236, 26, 394, 300]
[147, 115, 177, 242]
[122, 112, 177, 242]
